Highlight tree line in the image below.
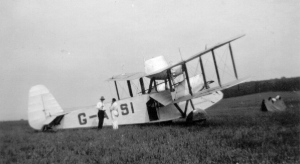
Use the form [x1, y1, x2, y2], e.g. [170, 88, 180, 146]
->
[223, 77, 300, 98]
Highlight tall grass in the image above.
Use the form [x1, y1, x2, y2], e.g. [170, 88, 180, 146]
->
[1, 91, 299, 164]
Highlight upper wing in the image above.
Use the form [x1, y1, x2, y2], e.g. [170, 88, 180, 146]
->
[146, 34, 245, 77]
[105, 34, 245, 82]
[106, 72, 146, 81]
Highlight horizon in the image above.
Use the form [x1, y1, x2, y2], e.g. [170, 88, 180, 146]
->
[1, 76, 299, 122]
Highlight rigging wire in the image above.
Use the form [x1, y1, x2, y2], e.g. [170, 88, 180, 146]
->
[217, 49, 235, 79]
[118, 81, 129, 98]
[131, 80, 140, 94]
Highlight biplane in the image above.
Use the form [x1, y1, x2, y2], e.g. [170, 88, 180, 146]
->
[28, 35, 248, 131]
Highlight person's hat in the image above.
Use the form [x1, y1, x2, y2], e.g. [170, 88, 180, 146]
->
[100, 96, 105, 100]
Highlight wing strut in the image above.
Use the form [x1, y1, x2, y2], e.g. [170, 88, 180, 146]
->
[154, 79, 158, 92]
[174, 103, 185, 117]
[114, 81, 120, 100]
[164, 79, 168, 90]
[184, 100, 189, 115]
[139, 78, 145, 94]
[190, 100, 195, 110]
[148, 78, 158, 93]
[182, 63, 193, 96]
[175, 100, 195, 118]
[229, 43, 238, 79]
[148, 78, 154, 94]
[127, 80, 133, 97]
[184, 100, 195, 113]
[167, 69, 174, 92]
[199, 56, 208, 89]
[212, 50, 222, 87]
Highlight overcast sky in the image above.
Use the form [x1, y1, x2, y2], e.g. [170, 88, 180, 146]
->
[0, 0, 299, 121]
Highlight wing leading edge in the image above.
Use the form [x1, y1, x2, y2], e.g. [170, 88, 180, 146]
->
[106, 72, 146, 82]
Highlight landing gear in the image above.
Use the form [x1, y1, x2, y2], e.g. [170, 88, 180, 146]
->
[186, 108, 208, 123]
[42, 125, 57, 132]
[42, 125, 52, 131]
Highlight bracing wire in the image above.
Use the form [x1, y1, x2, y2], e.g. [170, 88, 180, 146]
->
[221, 51, 229, 80]
[216, 49, 234, 80]
[193, 60, 200, 76]
[118, 81, 129, 98]
[202, 55, 215, 81]
[131, 81, 140, 94]
[216, 48, 228, 80]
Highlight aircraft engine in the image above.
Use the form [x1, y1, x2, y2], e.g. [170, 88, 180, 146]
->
[144, 56, 184, 80]
[171, 65, 183, 77]
[145, 56, 169, 79]
[186, 108, 207, 123]
[145, 56, 168, 75]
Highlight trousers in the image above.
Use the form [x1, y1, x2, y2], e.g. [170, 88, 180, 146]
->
[112, 120, 118, 129]
[98, 110, 105, 129]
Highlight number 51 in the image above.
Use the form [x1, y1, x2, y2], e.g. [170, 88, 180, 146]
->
[120, 102, 134, 115]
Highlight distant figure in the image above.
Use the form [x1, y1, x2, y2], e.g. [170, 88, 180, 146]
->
[97, 96, 106, 129]
[268, 97, 276, 103]
[110, 98, 119, 130]
[261, 95, 287, 112]
[276, 95, 281, 100]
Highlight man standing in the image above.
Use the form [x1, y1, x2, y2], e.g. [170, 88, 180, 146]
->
[97, 96, 106, 129]
[110, 98, 119, 130]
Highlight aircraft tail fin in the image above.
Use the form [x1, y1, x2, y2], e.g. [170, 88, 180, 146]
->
[28, 85, 64, 130]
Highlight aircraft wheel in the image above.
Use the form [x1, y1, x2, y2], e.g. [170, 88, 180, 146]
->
[186, 108, 208, 123]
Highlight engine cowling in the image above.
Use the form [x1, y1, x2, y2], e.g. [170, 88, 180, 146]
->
[144, 56, 183, 80]
[145, 56, 168, 75]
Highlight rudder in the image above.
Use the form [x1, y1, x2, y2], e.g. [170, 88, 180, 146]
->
[28, 85, 64, 130]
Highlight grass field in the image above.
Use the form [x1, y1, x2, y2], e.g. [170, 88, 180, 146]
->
[1, 91, 299, 164]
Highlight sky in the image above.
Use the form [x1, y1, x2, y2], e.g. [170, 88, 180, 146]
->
[0, 0, 299, 121]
